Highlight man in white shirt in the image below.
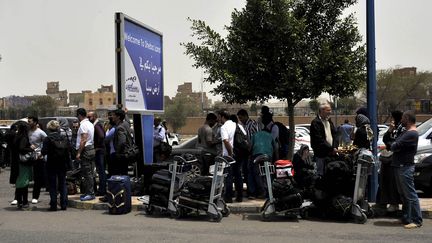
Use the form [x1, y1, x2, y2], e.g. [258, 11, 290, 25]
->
[76, 108, 96, 201]
[219, 110, 237, 203]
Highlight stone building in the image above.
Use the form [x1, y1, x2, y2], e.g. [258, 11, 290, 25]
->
[46, 81, 68, 106]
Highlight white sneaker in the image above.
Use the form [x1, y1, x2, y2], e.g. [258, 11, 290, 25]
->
[31, 199, 38, 204]
[10, 200, 18, 205]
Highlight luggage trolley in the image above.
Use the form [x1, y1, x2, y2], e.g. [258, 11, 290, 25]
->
[143, 155, 193, 215]
[172, 156, 233, 222]
[351, 148, 375, 224]
[257, 154, 308, 221]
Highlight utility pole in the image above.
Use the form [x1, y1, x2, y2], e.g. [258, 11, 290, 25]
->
[367, 0, 378, 202]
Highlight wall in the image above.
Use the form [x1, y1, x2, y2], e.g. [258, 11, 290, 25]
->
[175, 114, 432, 135]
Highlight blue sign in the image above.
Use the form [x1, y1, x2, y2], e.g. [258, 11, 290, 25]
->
[123, 17, 163, 112]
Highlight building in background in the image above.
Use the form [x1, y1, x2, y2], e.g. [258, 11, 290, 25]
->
[46, 81, 68, 106]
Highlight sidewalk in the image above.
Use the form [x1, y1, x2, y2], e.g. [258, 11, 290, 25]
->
[68, 194, 432, 218]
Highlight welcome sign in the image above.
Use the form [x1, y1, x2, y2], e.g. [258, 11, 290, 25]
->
[116, 13, 164, 112]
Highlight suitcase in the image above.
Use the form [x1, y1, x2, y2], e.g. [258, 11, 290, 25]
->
[107, 175, 132, 214]
[275, 160, 294, 178]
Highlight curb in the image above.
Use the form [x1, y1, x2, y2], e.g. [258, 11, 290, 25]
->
[67, 195, 264, 213]
[68, 195, 432, 218]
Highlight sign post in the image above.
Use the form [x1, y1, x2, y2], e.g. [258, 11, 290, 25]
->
[115, 13, 164, 165]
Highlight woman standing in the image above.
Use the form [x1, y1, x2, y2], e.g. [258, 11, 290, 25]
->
[41, 120, 70, 211]
[13, 121, 34, 209]
[352, 114, 372, 150]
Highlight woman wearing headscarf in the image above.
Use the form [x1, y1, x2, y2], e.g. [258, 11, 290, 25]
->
[292, 144, 315, 189]
[12, 121, 34, 209]
[353, 114, 372, 150]
[42, 120, 70, 211]
[375, 110, 404, 213]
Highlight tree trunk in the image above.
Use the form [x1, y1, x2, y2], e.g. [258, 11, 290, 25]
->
[287, 99, 295, 161]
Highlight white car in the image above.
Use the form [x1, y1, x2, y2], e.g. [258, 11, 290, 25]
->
[166, 133, 180, 146]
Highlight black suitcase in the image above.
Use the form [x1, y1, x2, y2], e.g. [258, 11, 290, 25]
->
[107, 175, 132, 215]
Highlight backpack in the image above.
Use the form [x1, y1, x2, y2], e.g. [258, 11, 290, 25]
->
[270, 122, 289, 147]
[234, 124, 249, 155]
[50, 135, 70, 162]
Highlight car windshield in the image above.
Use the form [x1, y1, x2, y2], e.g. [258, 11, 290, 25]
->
[417, 118, 432, 136]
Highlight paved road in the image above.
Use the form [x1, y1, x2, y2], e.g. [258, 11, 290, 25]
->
[1, 168, 432, 243]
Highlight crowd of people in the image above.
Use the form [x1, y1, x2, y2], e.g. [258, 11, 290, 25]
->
[3, 107, 140, 210]
[196, 104, 422, 229]
[0, 103, 424, 228]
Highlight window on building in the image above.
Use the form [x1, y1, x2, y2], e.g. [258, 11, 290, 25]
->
[99, 98, 103, 105]
[89, 98, 93, 106]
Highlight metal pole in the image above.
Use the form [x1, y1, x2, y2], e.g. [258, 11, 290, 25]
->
[367, 0, 378, 202]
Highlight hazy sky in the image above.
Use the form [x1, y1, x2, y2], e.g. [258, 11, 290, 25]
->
[1, 0, 431, 100]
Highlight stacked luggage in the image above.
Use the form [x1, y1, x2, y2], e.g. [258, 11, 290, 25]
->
[144, 155, 195, 214]
[148, 169, 182, 209]
[173, 156, 233, 222]
[260, 157, 310, 220]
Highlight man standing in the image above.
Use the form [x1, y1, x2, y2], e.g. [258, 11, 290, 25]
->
[310, 104, 338, 176]
[339, 119, 354, 147]
[237, 109, 259, 196]
[391, 111, 422, 229]
[88, 112, 107, 196]
[219, 110, 237, 203]
[236, 109, 258, 199]
[111, 109, 133, 175]
[27, 116, 47, 204]
[153, 117, 167, 163]
[75, 108, 96, 201]
[197, 113, 218, 175]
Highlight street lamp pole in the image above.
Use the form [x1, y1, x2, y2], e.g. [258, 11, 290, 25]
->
[367, 0, 378, 202]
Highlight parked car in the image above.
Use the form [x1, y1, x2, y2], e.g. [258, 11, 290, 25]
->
[166, 133, 180, 146]
[38, 117, 78, 131]
[169, 136, 202, 177]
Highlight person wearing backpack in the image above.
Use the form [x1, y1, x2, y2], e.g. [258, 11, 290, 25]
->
[227, 114, 249, 202]
[41, 120, 71, 211]
[112, 109, 134, 176]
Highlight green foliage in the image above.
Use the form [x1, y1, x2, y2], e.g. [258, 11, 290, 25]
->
[183, 0, 366, 158]
[377, 69, 432, 121]
[309, 99, 320, 113]
[337, 96, 359, 115]
[31, 96, 57, 117]
[163, 96, 200, 132]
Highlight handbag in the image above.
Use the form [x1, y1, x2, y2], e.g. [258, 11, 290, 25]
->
[19, 151, 37, 163]
[124, 143, 139, 160]
[379, 149, 393, 165]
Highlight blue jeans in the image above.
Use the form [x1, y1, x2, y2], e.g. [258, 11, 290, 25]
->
[47, 168, 67, 209]
[247, 157, 265, 197]
[394, 165, 422, 225]
[315, 157, 326, 176]
[95, 150, 107, 195]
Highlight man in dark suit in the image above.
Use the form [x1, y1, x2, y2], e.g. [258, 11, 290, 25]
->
[310, 103, 338, 176]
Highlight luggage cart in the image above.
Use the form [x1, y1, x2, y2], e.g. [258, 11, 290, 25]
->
[172, 156, 233, 222]
[143, 155, 193, 215]
[257, 154, 309, 221]
[351, 148, 375, 224]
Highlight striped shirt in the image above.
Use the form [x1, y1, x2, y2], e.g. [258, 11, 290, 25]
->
[244, 118, 259, 141]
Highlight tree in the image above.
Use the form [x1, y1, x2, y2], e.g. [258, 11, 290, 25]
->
[163, 96, 200, 132]
[337, 96, 359, 115]
[183, 0, 365, 159]
[308, 99, 320, 114]
[376, 69, 432, 123]
[31, 96, 57, 117]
